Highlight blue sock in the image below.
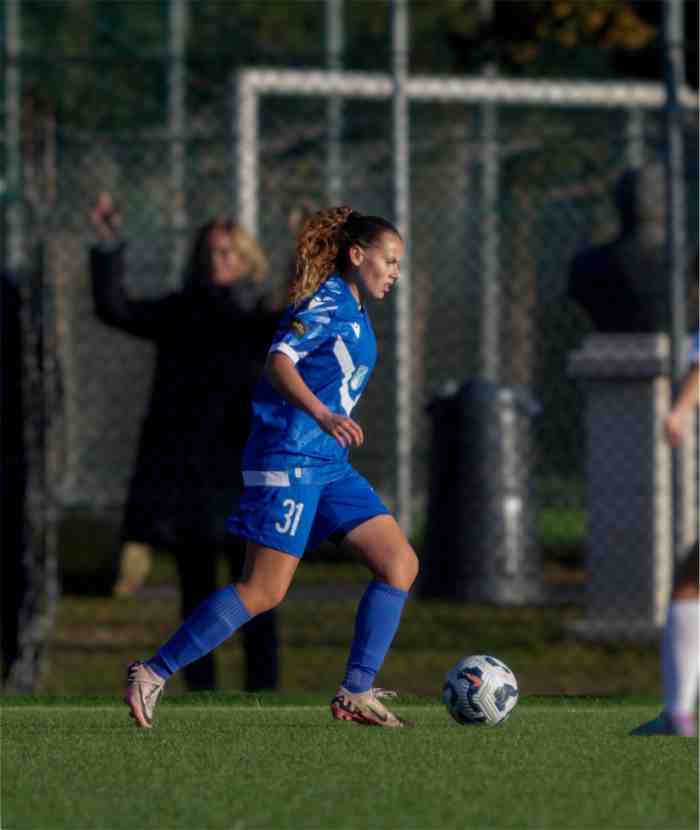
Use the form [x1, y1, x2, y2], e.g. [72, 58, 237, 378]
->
[147, 585, 251, 681]
[342, 580, 408, 693]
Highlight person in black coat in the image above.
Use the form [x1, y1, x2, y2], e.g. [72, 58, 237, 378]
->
[90, 193, 280, 692]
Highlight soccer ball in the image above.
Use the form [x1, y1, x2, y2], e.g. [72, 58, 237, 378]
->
[442, 654, 519, 726]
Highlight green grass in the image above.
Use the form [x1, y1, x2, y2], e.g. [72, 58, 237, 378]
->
[3, 697, 697, 830]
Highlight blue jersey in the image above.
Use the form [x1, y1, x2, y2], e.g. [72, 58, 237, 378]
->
[241, 274, 377, 483]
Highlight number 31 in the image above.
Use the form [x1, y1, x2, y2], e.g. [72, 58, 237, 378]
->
[275, 499, 305, 537]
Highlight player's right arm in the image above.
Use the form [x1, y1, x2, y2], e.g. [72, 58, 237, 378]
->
[265, 352, 364, 448]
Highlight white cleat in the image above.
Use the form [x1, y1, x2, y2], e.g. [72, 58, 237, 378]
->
[124, 661, 165, 729]
[330, 686, 413, 728]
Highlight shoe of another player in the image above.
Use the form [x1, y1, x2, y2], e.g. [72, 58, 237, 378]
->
[124, 661, 165, 729]
[330, 686, 413, 728]
[630, 711, 697, 737]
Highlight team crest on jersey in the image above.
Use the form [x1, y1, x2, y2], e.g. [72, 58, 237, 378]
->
[290, 318, 306, 338]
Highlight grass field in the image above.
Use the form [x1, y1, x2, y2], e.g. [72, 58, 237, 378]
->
[3, 695, 697, 830]
[12, 537, 690, 830]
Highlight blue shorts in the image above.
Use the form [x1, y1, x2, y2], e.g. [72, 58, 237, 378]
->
[226, 465, 390, 557]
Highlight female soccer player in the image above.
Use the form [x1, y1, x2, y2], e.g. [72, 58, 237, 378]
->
[125, 207, 419, 728]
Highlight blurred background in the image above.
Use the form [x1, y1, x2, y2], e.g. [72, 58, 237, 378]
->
[2, 0, 698, 697]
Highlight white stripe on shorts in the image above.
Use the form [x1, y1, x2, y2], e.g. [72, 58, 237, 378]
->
[243, 470, 291, 487]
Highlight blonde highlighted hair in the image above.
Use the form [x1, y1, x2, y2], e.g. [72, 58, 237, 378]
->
[289, 206, 400, 305]
[185, 218, 268, 285]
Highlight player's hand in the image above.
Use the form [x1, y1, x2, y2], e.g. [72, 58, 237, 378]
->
[317, 409, 364, 448]
[664, 410, 686, 447]
[90, 192, 123, 242]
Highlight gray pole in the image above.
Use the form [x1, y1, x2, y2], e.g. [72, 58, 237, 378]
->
[392, 0, 412, 533]
[663, 0, 688, 563]
[5, 0, 60, 693]
[236, 73, 258, 238]
[326, 0, 343, 205]
[6, 0, 23, 273]
[169, 0, 188, 283]
[478, 0, 500, 382]
[625, 108, 645, 168]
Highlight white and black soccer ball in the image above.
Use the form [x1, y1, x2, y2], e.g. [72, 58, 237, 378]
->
[442, 654, 519, 726]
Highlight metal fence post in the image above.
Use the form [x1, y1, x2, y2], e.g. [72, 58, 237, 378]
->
[663, 0, 689, 565]
[5, 0, 23, 274]
[391, 0, 412, 533]
[168, 0, 189, 283]
[325, 0, 343, 205]
[478, 0, 500, 383]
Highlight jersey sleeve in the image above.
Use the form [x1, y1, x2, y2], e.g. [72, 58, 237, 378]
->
[269, 292, 339, 365]
[689, 334, 699, 365]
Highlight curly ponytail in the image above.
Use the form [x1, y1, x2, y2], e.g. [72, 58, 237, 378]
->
[289, 206, 353, 305]
[289, 206, 400, 305]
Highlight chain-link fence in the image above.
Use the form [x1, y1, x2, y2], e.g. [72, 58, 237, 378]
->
[2, 3, 699, 691]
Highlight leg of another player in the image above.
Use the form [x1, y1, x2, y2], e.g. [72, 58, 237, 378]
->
[632, 546, 699, 737]
[126, 544, 298, 727]
[340, 515, 419, 694]
[661, 549, 699, 736]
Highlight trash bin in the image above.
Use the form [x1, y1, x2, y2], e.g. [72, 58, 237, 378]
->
[419, 377, 542, 605]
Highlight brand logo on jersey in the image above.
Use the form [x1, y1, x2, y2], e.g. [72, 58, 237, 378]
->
[290, 318, 306, 338]
[351, 322, 361, 339]
[350, 365, 369, 391]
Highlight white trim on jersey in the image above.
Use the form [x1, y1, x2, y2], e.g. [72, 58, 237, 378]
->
[271, 342, 301, 365]
[333, 335, 357, 415]
[243, 470, 291, 487]
[308, 297, 338, 313]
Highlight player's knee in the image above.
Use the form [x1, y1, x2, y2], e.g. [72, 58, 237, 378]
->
[404, 548, 420, 587]
[237, 583, 288, 616]
[384, 546, 419, 592]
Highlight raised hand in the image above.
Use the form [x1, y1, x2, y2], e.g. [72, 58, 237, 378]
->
[90, 191, 123, 242]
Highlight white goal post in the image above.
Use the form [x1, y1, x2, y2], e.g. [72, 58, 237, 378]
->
[235, 68, 698, 531]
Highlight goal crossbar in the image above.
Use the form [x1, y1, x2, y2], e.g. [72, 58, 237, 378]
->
[236, 68, 698, 235]
[239, 68, 698, 107]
